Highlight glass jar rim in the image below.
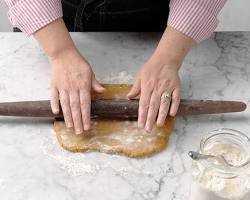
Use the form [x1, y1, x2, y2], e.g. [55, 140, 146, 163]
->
[199, 128, 250, 175]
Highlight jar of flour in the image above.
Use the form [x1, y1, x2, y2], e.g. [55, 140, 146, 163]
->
[190, 128, 250, 200]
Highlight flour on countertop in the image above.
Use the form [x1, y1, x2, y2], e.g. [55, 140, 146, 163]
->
[40, 134, 101, 176]
[40, 130, 146, 177]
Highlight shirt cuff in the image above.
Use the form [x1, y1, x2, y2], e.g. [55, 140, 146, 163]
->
[167, 0, 226, 43]
[7, 0, 63, 35]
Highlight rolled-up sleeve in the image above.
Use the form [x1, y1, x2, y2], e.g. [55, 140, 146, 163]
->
[4, 0, 63, 35]
[168, 0, 227, 43]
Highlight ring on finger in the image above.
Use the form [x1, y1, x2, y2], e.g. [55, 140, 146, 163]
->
[161, 91, 172, 101]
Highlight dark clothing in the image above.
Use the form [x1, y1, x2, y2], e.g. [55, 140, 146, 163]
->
[14, 0, 170, 32]
[62, 0, 170, 31]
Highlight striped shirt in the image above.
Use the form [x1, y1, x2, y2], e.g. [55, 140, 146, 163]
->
[4, 0, 226, 43]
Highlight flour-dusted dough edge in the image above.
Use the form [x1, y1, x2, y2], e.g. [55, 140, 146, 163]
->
[53, 117, 175, 158]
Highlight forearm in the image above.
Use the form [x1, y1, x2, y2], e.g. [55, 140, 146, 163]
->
[34, 18, 76, 58]
[151, 26, 194, 68]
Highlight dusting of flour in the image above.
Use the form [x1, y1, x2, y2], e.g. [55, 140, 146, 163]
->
[40, 132, 129, 176]
[40, 131, 163, 177]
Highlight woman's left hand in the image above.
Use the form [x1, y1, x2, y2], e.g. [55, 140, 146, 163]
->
[127, 56, 181, 132]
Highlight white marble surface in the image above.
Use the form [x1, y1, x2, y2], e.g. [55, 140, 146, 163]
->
[217, 0, 250, 31]
[0, 32, 249, 200]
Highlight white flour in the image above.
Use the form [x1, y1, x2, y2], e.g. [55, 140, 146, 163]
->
[40, 133, 133, 176]
[190, 143, 250, 200]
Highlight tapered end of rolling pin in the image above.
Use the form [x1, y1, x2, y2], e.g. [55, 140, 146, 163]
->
[0, 100, 55, 117]
[177, 100, 247, 116]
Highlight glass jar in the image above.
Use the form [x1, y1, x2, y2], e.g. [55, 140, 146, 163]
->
[190, 128, 250, 200]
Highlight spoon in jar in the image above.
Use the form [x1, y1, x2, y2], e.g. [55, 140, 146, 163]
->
[188, 151, 234, 167]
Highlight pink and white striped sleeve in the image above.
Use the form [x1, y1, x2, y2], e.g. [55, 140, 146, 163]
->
[168, 0, 227, 43]
[4, 0, 63, 35]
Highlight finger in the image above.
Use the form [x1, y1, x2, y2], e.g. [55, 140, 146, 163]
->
[138, 86, 152, 128]
[145, 91, 161, 132]
[80, 89, 91, 131]
[92, 77, 106, 93]
[69, 91, 83, 134]
[50, 88, 59, 114]
[169, 88, 180, 117]
[156, 94, 171, 127]
[59, 90, 73, 128]
[127, 78, 141, 99]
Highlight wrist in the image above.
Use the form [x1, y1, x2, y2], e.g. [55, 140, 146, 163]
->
[149, 26, 194, 70]
[48, 43, 78, 61]
[34, 18, 77, 59]
[150, 50, 183, 70]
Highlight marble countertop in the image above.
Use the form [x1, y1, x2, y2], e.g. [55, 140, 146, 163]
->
[0, 32, 249, 200]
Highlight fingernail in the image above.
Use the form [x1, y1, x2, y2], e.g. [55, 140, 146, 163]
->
[138, 122, 144, 128]
[84, 124, 90, 131]
[171, 111, 176, 117]
[66, 123, 73, 128]
[52, 108, 59, 114]
[157, 122, 163, 127]
[145, 125, 151, 133]
[75, 129, 82, 135]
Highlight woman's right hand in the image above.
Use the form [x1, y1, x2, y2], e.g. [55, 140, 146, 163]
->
[49, 46, 105, 134]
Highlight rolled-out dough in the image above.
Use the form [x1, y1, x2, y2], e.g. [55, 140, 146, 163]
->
[54, 84, 174, 157]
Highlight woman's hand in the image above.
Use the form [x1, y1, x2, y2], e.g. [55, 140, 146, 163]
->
[127, 27, 194, 132]
[49, 47, 105, 134]
[34, 18, 105, 134]
[127, 57, 181, 132]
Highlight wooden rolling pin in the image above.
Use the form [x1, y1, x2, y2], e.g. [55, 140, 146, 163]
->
[0, 100, 246, 119]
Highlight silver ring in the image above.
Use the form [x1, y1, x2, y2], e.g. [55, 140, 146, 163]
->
[161, 91, 172, 101]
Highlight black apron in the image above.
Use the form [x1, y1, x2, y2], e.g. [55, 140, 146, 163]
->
[14, 0, 170, 32]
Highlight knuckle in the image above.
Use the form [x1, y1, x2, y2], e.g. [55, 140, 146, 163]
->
[71, 103, 79, 111]
[159, 109, 168, 116]
[79, 82, 91, 91]
[139, 109, 147, 119]
[140, 100, 149, 108]
[59, 87, 69, 94]
[80, 91, 90, 99]
[63, 110, 70, 118]
[147, 113, 155, 121]
[74, 72, 84, 79]
[82, 116, 90, 124]
[60, 96, 68, 104]
[80, 101, 90, 108]
[163, 79, 171, 86]
[149, 101, 158, 109]
[144, 80, 155, 89]
[172, 96, 181, 102]
[161, 98, 170, 104]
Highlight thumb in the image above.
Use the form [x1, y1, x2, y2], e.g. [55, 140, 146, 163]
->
[92, 77, 106, 93]
[127, 78, 141, 99]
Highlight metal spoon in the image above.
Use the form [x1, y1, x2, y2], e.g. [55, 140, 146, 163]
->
[188, 151, 234, 167]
